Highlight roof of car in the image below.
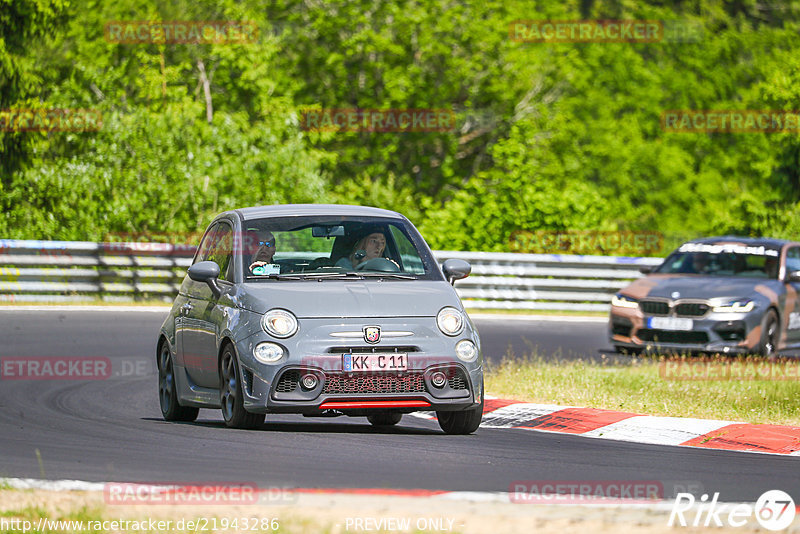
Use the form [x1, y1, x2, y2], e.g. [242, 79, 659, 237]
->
[686, 236, 798, 248]
[231, 204, 405, 221]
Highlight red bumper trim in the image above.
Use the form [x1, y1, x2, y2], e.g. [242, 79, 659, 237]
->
[319, 400, 431, 409]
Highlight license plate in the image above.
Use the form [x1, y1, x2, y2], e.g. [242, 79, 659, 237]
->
[648, 317, 693, 331]
[343, 353, 407, 372]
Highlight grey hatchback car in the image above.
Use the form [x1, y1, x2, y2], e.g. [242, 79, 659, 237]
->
[157, 204, 484, 434]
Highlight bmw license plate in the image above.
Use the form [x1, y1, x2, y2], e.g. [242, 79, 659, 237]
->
[648, 317, 693, 331]
[343, 353, 407, 372]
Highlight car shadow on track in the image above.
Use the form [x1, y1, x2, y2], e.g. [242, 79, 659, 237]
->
[142, 418, 443, 435]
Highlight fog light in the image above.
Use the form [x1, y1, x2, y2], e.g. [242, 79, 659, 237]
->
[455, 340, 478, 362]
[301, 374, 318, 390]
[254, 342, 284, 363]
[431, 372, 447, 388]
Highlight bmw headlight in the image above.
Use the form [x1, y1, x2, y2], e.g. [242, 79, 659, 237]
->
[253, 342, 284, 363]
[611, 294, 639, 309]
[261, 309, 298, 338]
[711, 299, 755, 313]
[437, 307, 464, 336]
[455, 340, 478, 362]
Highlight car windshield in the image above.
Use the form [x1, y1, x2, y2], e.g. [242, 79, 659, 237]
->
[240, 215, 442, 281]
[655, 242, 781, 278]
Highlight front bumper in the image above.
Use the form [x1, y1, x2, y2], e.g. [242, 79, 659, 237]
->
[609, 306, 763, 354]
[234, 316, 483, 414]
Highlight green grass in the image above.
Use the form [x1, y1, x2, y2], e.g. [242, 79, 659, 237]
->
[465, 308, 607, 317]
[485, 353, 800, 426]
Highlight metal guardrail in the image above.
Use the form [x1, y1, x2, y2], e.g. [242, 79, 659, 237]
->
[0, 240, 663, 311]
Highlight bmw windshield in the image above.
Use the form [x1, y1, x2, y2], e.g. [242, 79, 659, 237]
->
[655, 242, 781, 279]
[238, 215, 443, 281]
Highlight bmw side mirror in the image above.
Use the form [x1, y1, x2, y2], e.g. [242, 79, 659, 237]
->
[786, 270, 800, 283]
[442, 259, 471, 285]
[639, 266, 653, 274]
[188, 260, 222, 298]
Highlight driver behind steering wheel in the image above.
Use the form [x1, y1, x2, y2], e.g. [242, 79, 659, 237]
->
[336, 228, 387, 270]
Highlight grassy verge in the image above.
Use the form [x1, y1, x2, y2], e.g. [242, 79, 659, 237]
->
[485, 354, 800, 426]
[465, 308, 608, 317]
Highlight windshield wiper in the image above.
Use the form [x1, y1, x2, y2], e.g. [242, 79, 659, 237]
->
[245, 273, 338, 280]
[247, 272, 416, 281]
[357, 272, 418, 280]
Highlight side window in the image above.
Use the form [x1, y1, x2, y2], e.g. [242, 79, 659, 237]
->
[193, 223, 219, 265]
[206, 223, 234, 282]
[389, 225, 425, 274]
[786, 247, 800, 274]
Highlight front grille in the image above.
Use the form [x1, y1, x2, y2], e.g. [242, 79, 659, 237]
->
[637, 329, 708, 344]
[640, 300, 670, 315]
[674, 302, 710, 317]
[275, 370, 300, 393]
[328, 346, 418, 354]
[322, 373, 426, 394]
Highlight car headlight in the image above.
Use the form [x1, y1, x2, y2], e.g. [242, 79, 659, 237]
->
[437, 307, 464, 336]
[455, 340, 478, 362]
[711, 299, 755, 313]
[253, 342, 284, 363]
[261, 309, 298, 338]
[611, 294, 639, 309]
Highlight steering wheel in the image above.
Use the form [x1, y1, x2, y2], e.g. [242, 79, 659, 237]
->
[355, 257, 400, 272]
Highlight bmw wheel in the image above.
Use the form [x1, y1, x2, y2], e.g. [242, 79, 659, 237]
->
[158, 342, 199, 422]
[756, 310, 779, 358]
[220, 344, 265, 429]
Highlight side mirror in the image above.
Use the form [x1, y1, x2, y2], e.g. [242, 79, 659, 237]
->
[442, 259, 471, 285]
[188, 260, 221, 298]
[639, 266, 653, 275]
[786, 270, 800, 283]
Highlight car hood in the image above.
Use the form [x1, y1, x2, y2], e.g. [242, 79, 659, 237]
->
[238, 280, 462, 317]
[621, 274, 779, 301]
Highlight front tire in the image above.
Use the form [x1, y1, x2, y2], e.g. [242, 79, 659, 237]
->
[158, 343, 199, 422]
[220, 344, 265, 429]
[755, 310, 779, 358]
[437, 384, 484, 435]
[367, 412, 402, 426]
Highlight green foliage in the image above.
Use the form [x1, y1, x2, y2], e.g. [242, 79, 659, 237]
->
[2, 0, 800, 251]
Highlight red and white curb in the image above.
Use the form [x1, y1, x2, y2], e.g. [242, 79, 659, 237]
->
[414, 398, 800, 456]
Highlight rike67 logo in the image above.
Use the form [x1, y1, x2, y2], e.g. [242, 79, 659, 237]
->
[669, 490, 796, 530]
